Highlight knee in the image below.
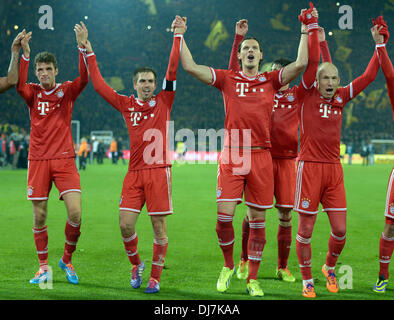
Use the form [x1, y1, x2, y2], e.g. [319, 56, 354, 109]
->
[119, 217, 134, 237]
[151, 216, 167, 238]
[331, 227, 346, 239]
[33, 201, 47, 227]
[67, 206, 82, 225]
[278, 208, 292, 227]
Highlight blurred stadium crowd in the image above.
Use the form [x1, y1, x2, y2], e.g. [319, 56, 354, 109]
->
[0, 0, 393, 163]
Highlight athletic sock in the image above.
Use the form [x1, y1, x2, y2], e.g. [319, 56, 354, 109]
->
[277, 224, 292, 269]
[123, 232, 141, 266]
[247, 219, 266, 282]
[379, 232, 394, 279]
[150, 237, 168, 282]
[241, 217, 249, 261]
[325, 232, 346, 268]
[216, 212, 235, 269]
[62, 219, 81, 264]
[33, 226, 48, 271]
[296, 233, 312, 280]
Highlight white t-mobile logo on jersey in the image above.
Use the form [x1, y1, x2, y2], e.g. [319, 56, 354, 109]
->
[236, 82, 249, 97]
[319, 103, 331, 118]
[37, 101, 50, 115]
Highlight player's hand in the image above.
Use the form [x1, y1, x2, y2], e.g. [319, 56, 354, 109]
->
[172, 15, 187, 34]
[371, 24, 385, 44]
[74, 21, 88, 47]
[298, 2, 318, 30]
[318, 26, 326, 42]
[11, 29, 26, 54]
[372, 16, 389, 44]
[20, 30, 32, 58]
[235, 19, 248, 37]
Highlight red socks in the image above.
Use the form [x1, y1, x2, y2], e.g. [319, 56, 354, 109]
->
[62, 220, 81, 264]
[277, 224, 292, 269]
[247, 220, 266, 282]
[379, 232, 394, 279]
[326, 232, 346, 268]
[216, 212, 235, 269]
[33, 226, 48, 271]
[123, 232, 141, 266]
[151, 237, 168, 281]
[241, 217, 250, 261]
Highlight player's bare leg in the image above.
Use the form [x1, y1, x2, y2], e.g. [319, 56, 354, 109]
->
[119, 210, 144, 288]
[30, 200, 50, 284]
[374, 222, 394, 293]
[244, 206, 266, 296]
[216, 201, 237, 292]
[322, 211, 346, 293]
[276, 208, 295, 282]
[59, 192, 82, 284]
[146, 215, 168, 293]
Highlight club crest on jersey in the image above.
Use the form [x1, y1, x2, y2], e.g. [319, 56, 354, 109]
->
[149, 99, 156, 107]
[258, 76, 267, 82]
[335, 96, 343, 103]
[56, 90, 64, 98]
[216, 187, 222, 198]
[287, 94, 295, 102]
[301, 198, 311, 209]
[28, 186, 34, 196]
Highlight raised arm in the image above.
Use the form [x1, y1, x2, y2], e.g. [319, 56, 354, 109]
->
[1, 30, 25, 93]
[176, 18, 213, 85]
[16, 30, 34, 104]
[165, 16, 185, 84]
[69, 22, 89, 99]
[280, 8, 313, 85]
[228, 19, 248, 71]
[346, 25, 381, 99]
[318, 27, 332, 63]
[83, 40, 124, 109]
[297, 5, 320, 92]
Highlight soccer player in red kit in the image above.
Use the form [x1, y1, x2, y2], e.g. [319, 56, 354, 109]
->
[294, 14, 382, 297]
[370, 16, 394, 293]
[178, 8, 316, 296]
[81, 17, 184, 293]
[228, 20, 332, 284]
[16, 24, 89, 285]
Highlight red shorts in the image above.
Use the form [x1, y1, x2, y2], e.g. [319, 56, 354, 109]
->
[273, 158, 296, 209]
[216, 149, 274, 209]
[27, 158, 81, 201]
[294, 161, 347, 214]
[385, 167, 394, 220]
[119, 167, 173, 215]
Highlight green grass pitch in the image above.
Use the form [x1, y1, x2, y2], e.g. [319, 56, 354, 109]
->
[0, 161, 393, 300]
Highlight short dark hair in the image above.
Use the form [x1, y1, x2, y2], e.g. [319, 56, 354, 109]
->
[272, 58, 292, 69]
[133, 67, 157, 84]
[237, 37, 263, 69]
[34, 51, 58, 70]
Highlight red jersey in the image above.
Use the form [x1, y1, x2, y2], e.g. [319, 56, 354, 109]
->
[376, 43, 394, 121]
[228, 35, 332, 158]
[87, 34, 183, 171]
[270, 86, 299, 158]
[16, 48, 89, 160]
[298, 31, 380, 163]
[210, 68, 283, 148]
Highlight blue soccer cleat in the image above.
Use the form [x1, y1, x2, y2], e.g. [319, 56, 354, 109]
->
[373, 275, 388, 293]
[145, 277, 160, 294]
[131, 262, 145, 289]
[29, 269, 50, 284]
[59, 258, 79, 284]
